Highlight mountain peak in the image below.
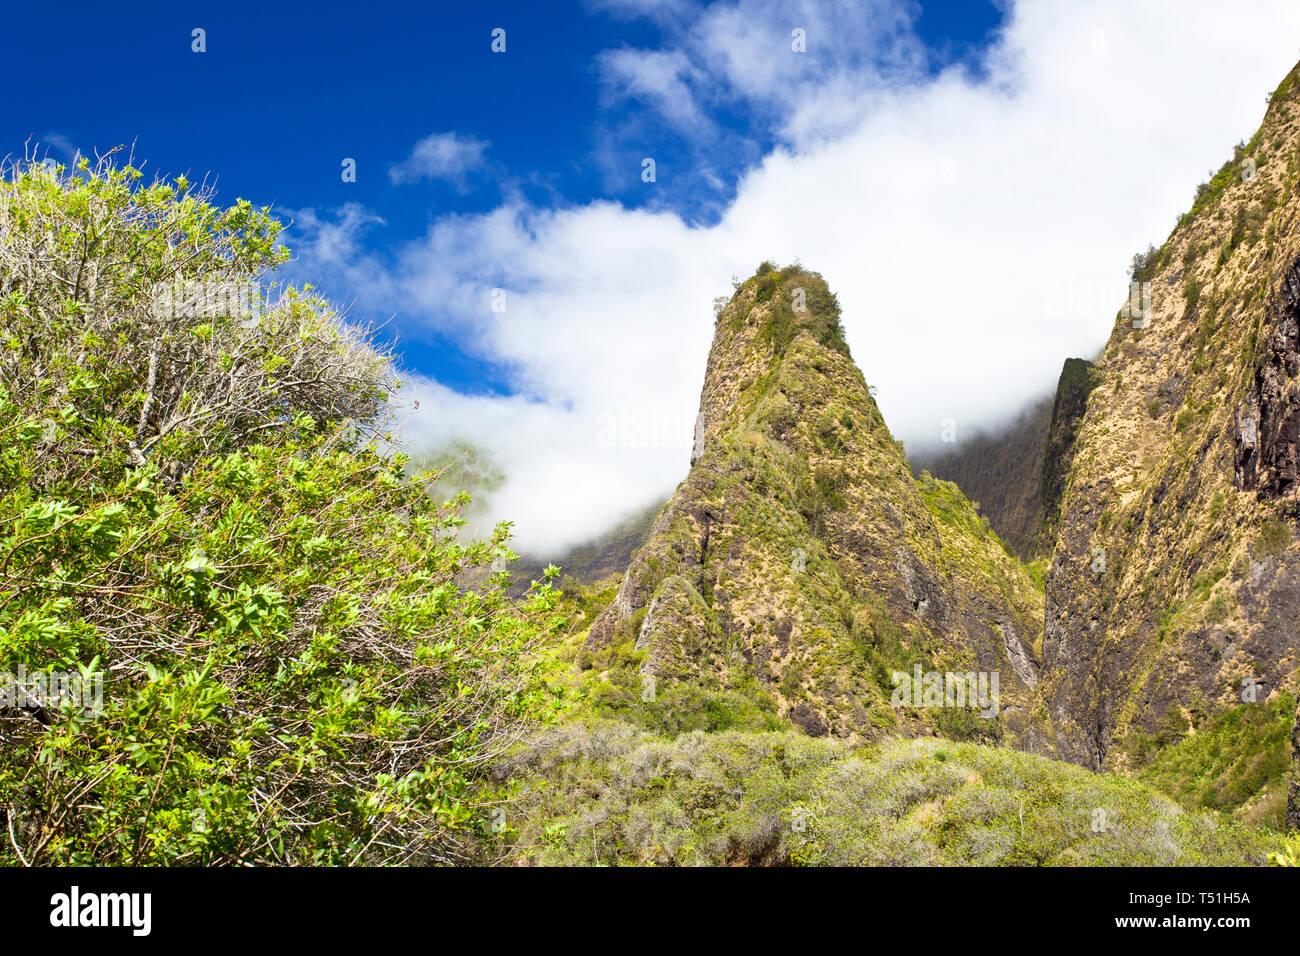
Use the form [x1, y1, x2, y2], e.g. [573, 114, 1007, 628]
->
[583, 264, 1044, 741]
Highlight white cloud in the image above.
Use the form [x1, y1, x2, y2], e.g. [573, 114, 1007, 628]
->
[597, 48, 715, 136]
[302, 0, 1300, 556]
[278, 204, 396, 311]
[594, 0, 929, 144]
[388, 132, 490, 187]
[37, 131, 82, 162]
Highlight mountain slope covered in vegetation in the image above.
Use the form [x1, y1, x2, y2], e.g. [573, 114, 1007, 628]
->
[1034, 64, 1300, 825]
[581, 263, 1044, 744]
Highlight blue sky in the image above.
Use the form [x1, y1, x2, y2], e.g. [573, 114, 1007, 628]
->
[6, 1, 1000, 215]
[8, 0, 1000, 391]
[8, 1, 1300, 553]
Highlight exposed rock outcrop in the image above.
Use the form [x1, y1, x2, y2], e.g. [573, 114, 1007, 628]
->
[583, 264, 1044, 741]
[1235, 252, 1300, 497]
[1039, 358, 1097, 552]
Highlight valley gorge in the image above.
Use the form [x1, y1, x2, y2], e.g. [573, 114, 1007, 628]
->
[506, 59, 1300, 863]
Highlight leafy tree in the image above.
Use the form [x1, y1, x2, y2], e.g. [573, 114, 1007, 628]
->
[1128, 243, 1161, 282]
[0, 151, 559, 865]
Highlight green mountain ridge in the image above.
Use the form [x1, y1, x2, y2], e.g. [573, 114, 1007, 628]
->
[502, 258, 1291, 865]
[504, 59, 1300, 856]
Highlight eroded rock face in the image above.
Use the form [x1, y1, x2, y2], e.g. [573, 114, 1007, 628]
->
[1036, 68, 1300, 772]
[1040, 358, 1097, 552]
[1236, 255, 1300, 496]
[583, 265, 1044, 741]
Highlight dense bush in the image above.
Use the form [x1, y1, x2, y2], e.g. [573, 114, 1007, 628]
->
[1129, 243, 1161, 282]
[502, 725, 1279, 866]
[751, 266, 851, 359]
[0, 154, 559, 865]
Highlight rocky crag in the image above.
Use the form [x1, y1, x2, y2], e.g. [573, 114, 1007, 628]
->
[582, 264, 1043, 742]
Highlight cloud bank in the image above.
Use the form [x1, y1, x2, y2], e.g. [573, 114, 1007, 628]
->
[287, 0, 1300, 555]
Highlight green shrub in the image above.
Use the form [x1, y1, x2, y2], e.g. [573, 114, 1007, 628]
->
[1129, 244, 1162, 282]
[0, 155, 560, 865]
[588, 670, 782, 736]
[753, 266, 850, 359]
[503, 729, 1279, 866]
[1139, 694, 1296, 827]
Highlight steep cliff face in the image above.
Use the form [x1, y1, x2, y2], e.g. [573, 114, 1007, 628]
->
[1039, 358, 1098, 553]
[583, 264, 1043, 741]
[1036, 64, 1300, 770]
